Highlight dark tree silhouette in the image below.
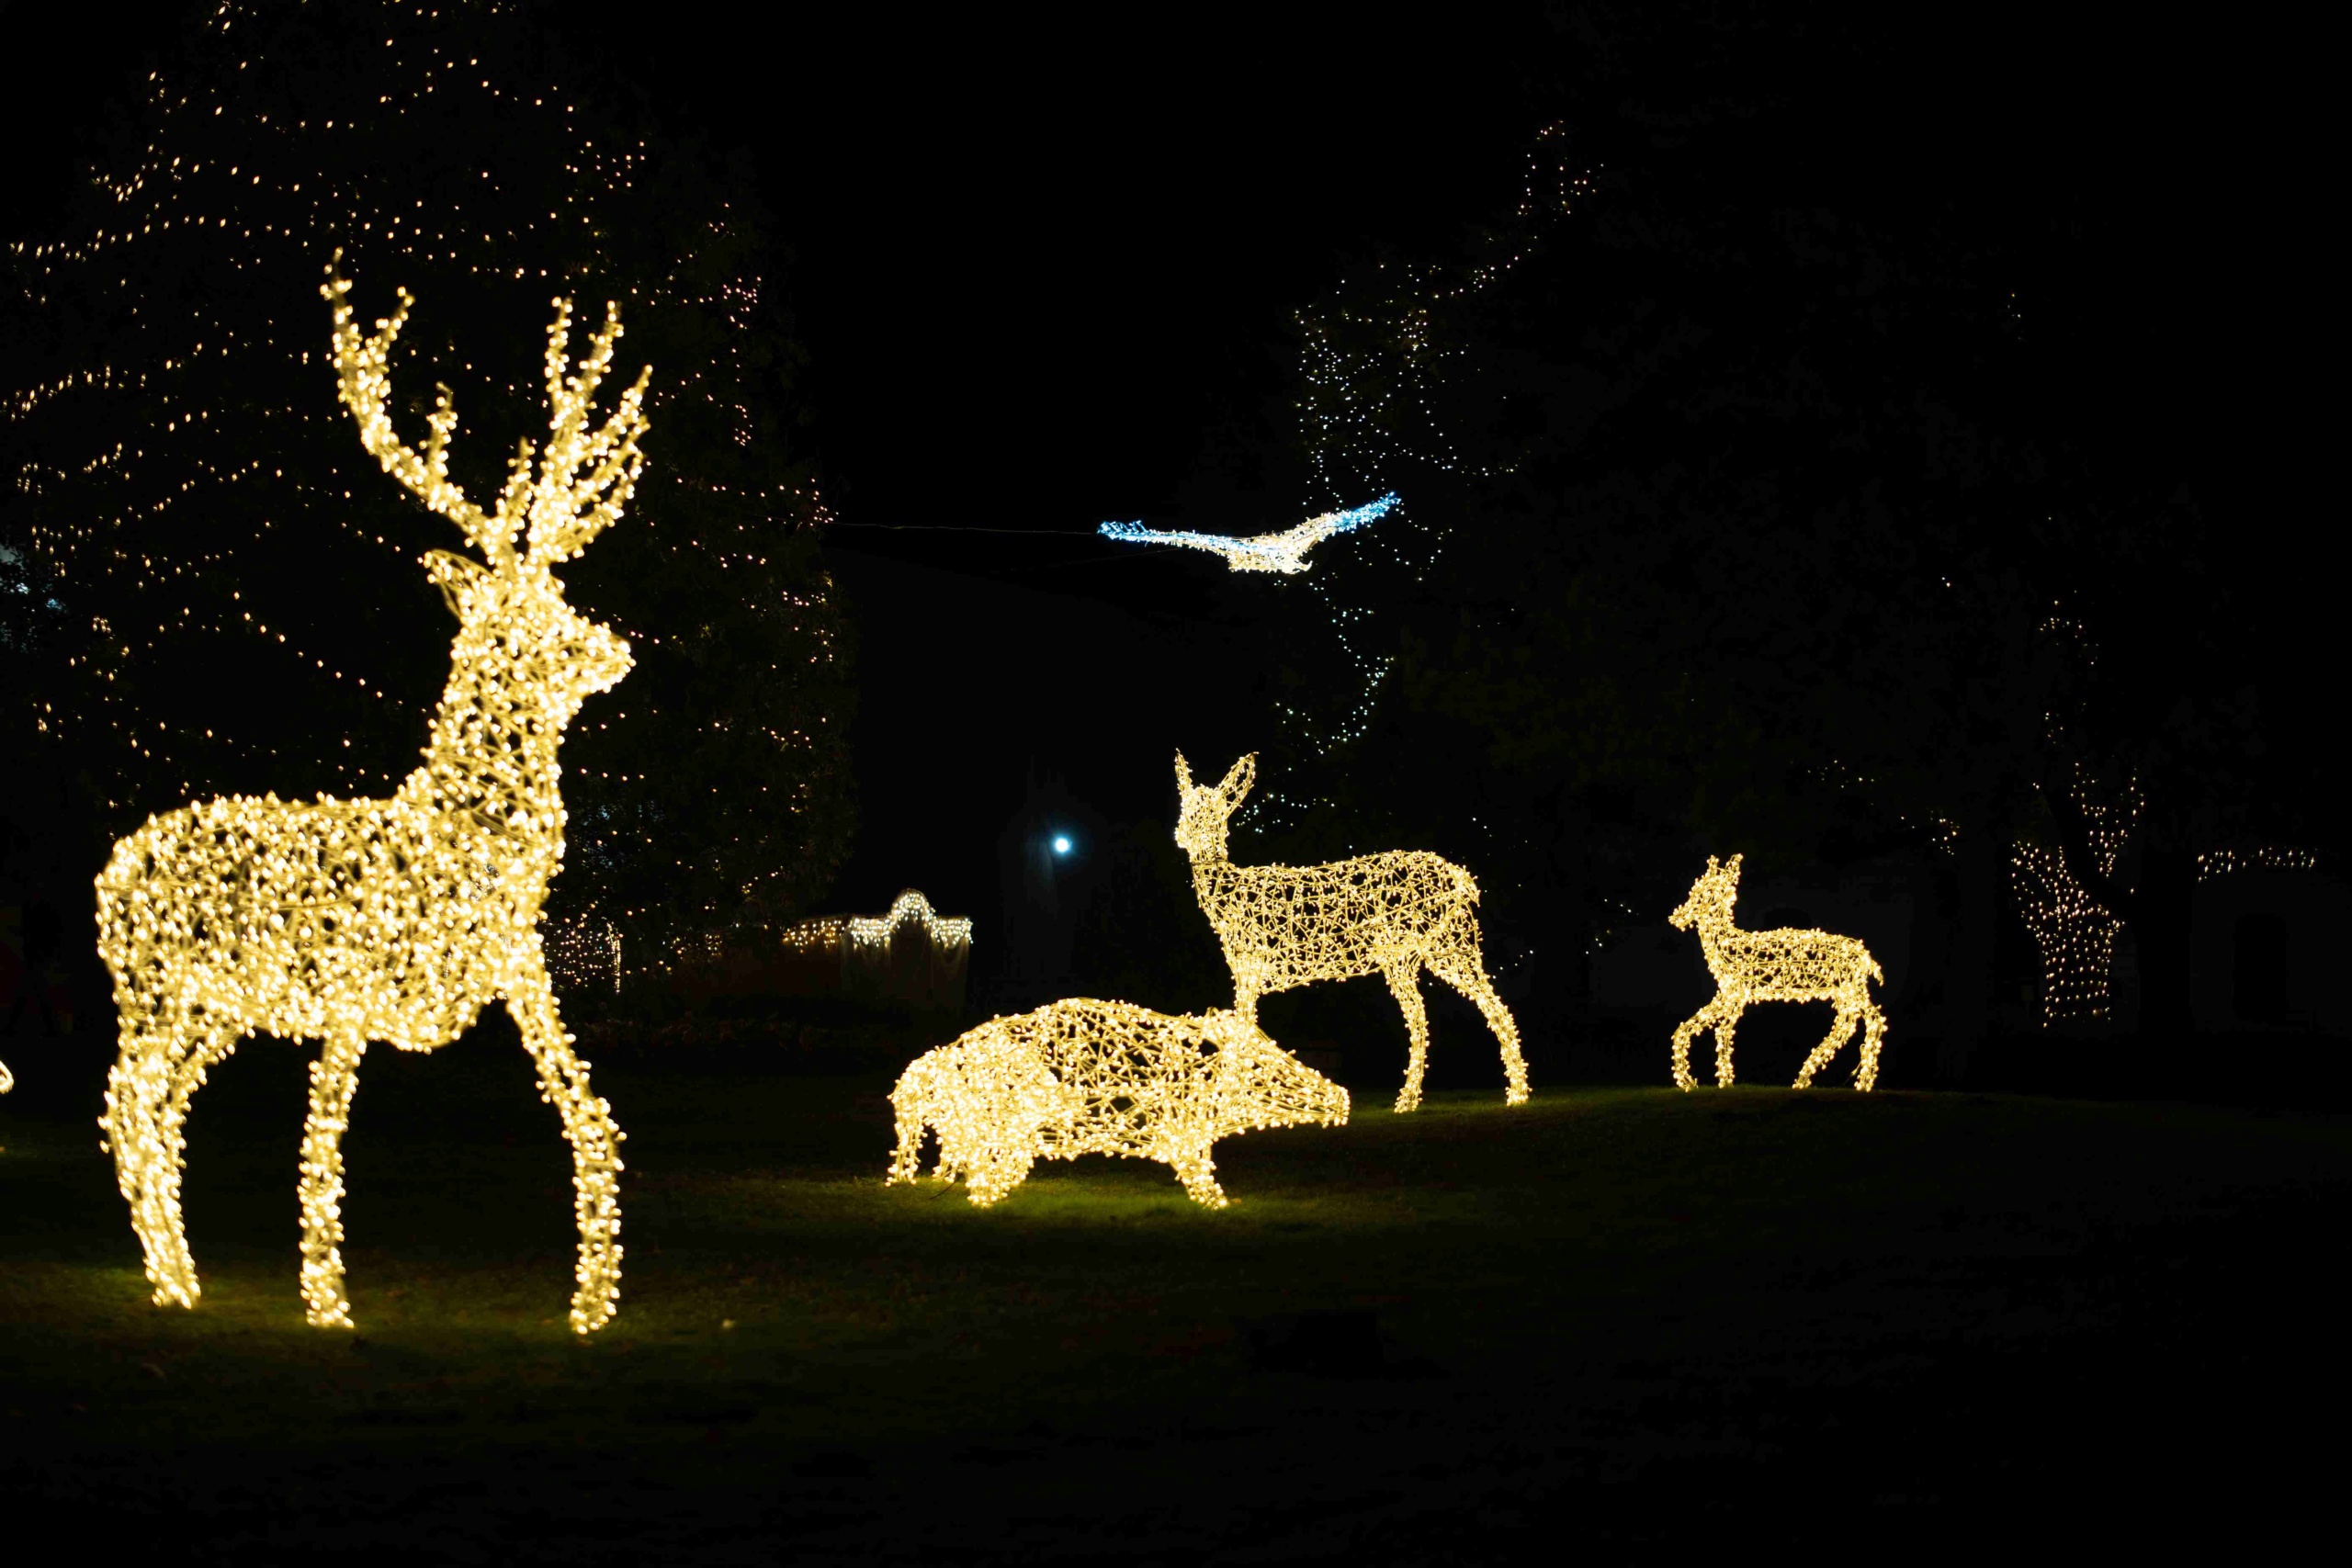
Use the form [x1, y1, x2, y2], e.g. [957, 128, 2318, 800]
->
[0, 0, 854, 970]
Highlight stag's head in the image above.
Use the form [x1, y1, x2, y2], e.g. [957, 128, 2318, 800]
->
[1668, 853, 1743, 932]
[324, 263, 645, 740]
[1173, 751, 1256, 864]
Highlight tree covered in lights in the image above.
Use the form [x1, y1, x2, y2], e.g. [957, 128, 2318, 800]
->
[0, 0, 854, 970]
[1272, 123, 2057, 1070]
[1271, 6, 2347, 1055]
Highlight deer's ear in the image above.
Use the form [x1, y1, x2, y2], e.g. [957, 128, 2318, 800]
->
[422, 549, 492, 618]
[1725, 853, 1744, 875]
[1174, 751, 1193, 792]
[1222, 753, 1257, 801]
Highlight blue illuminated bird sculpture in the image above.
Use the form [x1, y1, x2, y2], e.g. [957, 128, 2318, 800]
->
[1098, 493, 1399, 574]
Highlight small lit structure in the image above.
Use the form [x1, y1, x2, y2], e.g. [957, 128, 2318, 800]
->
[95, 268, 647, 1336]
[778, 890, 971, 1011]
[888, 998, 1349, 1207]
[1174, 752, 1528, 1113]
[1099, 493, 1398, 574]
[1668, 854, 1888, 1091]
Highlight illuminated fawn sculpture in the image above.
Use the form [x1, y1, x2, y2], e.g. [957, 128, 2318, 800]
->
[95, 265, 648, 1334]
[1667, 854, 1887, 1092]
[1174, 752, 1530, 1113]
[889, 998, 1350, 1208]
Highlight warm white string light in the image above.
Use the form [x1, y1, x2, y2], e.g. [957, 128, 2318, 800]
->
[1667, 854, 1888, 1091]
[2011, 776, 2140, 1028]
[888, 998, 1349, 1208]
[1097, 494, 1399, 574]
[1174, 753, 1530, 1113]
[846, 889, 973, 950]
[95, 266, 648, 1335]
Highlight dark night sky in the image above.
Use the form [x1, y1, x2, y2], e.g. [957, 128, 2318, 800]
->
[6, 3, 2335, 934]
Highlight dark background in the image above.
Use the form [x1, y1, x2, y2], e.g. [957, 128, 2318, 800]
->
[6, 2, 2335, 995]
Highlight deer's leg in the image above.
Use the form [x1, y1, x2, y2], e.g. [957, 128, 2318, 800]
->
[107, 1010, 238, 1309]
[297, 1032, 368, 1328]
[1430, 950, 1531, 1106]
[1794, 1006, 1857, 1089]
[1855, 1002, 1888, 1092]
[508, 974, 625, 1336]
[1713, 1005, 1741, 1088]
[1384, 963, 1434, 1114]
[1668, 1001, 1714, 1091]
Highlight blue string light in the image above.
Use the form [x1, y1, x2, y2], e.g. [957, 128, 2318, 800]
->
[1097, 493, 1400, 574]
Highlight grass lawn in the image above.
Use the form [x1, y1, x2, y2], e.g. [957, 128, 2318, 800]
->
[2, 1027, 2344, 1561]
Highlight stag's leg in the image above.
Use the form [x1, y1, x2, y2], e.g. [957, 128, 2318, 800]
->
[1713, 1005, 1741, 1088]
[106, 1010, 239, 1309]
[296, 1032, 368, 1328]
[1668, 1001, 1715, 1091]
[1429, 949, 1531, 1106]
[1854, 1002, 1888, 1092]
[508, 973, 625, 1336]
[1794, 1006, 1859, 1089]
[1383, 963, 1435, 1113]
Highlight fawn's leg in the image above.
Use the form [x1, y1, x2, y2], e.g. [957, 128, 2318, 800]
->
[1854, 1002, 1888, 1091]
[1713, 1005, 1742, 1087]
[1668, 1001, 1716, 1090]
[1383, 963, 1434, 1113]
[1430, 950, 1531, 1106]
[508, 969, 625, 1336]
[107, 1011, 237, 1308]
[1794, 1006, 1858, 1089]
[297, 1032, 368, 1328]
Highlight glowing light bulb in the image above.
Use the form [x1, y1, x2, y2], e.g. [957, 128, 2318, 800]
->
[1052, 835, 1072, 855]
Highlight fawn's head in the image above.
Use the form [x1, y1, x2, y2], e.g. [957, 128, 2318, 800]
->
[1173, 751, 1256, 863]
[1668, 853, 1743, 932]
[325, 263, 646, 744]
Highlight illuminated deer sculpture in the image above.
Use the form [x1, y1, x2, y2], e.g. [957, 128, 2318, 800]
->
[1174, 752, 1530, 1113]
[1667, 854, 1887, 1092]
[96, 265, 648, 1334]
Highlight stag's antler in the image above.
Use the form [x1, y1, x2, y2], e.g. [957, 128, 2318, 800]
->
[525, 294, 652, 564]
[322, 257, 650, 569]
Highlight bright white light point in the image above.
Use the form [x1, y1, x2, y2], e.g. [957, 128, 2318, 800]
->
[1052, 836, 1072, 855]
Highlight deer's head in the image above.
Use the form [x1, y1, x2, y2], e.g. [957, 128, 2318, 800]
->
[1173, 751, 1255, 864]
[325, 263, 645, 746]
[1668, 853, 1743, 932]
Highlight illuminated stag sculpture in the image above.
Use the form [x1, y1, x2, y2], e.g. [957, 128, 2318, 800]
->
[888, 998, 1349, 1208]
[96, 265, 649, 1334]
[1667, 854, 1887, 1092]
[1174, 752, 1529, 1113]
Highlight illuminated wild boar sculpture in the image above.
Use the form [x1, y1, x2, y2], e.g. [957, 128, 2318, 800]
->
[888, 998, 1350, 1208]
